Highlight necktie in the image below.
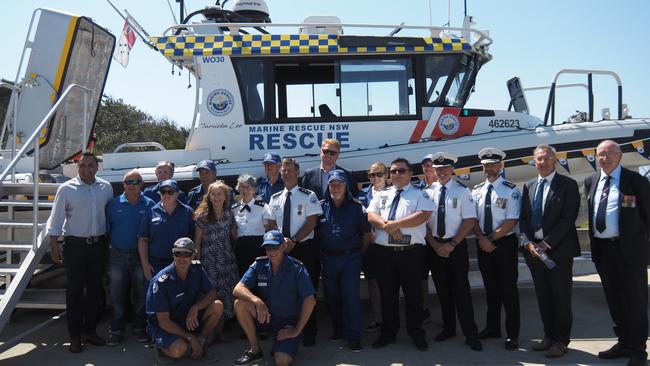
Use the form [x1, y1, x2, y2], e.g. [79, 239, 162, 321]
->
[532, 179, 546, 231]
[596, 175, 611, 233]
[483, 184, 493, 235]
[240, 204, 251, 213]
[437, 186, 447, 238]
[387, 189, 403, 221]
[282, 191, 292, 237]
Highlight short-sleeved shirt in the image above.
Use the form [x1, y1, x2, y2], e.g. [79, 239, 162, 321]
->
[367, 184, 434, 246]
[143, 182, 187, 205]
[318, 197, 371, 251]
[358, 185, 389, 209]
[256, 176, 284, 204]
[265, 186, 323, 240]
[138, 201, 195, 259]
[427, 180, 476, 239]
[472, 177, 521, 236]
[240, 255, 315, 319]
[146, 262, 214, 330]
[232, 198, 268, 237]
[106, 193, 155, 250]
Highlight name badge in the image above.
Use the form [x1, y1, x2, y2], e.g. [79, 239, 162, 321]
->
[259, 282, 268, 287]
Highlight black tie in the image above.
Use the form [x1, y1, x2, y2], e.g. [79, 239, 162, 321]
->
[240, 204, 251, 213]
[282, 191, 292, 237]
[437, 186, 447, 238]
[596, 176, 611, 233]
[483, 184, 493, 235]
[387, 189, 403, 221]
[532, 179, 546, 231]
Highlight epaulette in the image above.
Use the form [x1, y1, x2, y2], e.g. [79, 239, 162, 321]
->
[411, 182, 424, 189]
[289, 256, 305, 266]
[158, 273, 169, 283]
[255, 255, 269, 261]
[191, 259, 201, 265]
[351, 197, 363, 205]
[253, 199, 266, 207]
[231, 202, 241, 209]
[319, 198, 327, 204]
[454, 179, 468, 188]
[271, 191, 283, 198]
[473, 181, 486, 190]
[502, 180, 517, 189]
[298, 187, 314, 195]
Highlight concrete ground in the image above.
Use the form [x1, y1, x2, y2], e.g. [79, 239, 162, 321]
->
[0, 272, 648, 366]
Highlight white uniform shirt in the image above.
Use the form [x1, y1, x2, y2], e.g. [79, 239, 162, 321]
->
[472, 177, 521, 236]
[232, 198, 268, 237]
[533, 171, 556, 240]
[427, 179, 476, 239]
[367, 184, 434, 246]
[265, 185, 323, 240]
[592, 165, 621, 238]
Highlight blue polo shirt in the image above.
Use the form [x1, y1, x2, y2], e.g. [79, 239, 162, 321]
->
[143, 183, 187, 205]
[146, 262, 213, 329]
[138, 201, 194, 259]
[318, 197, 370, 251]
[240, 255, 315, 319]
[256, 176, 284, 203]
[185, 184, 205, 210]
[357, 185, 374, 208]
[106, 193, 155, 250]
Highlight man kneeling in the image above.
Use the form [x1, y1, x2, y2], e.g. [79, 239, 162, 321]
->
[146, 237, 224, 363]
[233, 230, 316, 366]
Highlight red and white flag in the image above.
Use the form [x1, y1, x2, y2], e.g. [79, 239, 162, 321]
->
[113, 18, 137, 67]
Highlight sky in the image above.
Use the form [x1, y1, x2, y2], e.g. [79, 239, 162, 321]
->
[2, 0, 648, 128]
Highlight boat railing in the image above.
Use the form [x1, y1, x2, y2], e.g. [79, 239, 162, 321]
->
[543, 69, 623, 126]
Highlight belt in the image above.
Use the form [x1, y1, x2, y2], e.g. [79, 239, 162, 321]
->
[66, 235, 105, 245]
[322, 247, 361, 256]
[377, 244, 422, 252]
[111, 247, 139, 254]
[594, 237, 619, 243]
[433, 237, 453, 243]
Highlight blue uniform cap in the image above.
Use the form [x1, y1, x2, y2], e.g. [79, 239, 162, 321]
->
[261, 230, 284, 247]
[159, 179, 179, 191]
[173, 237, 195, 253]
[263, 152, 281, 164]
[196, 160, 216, 173]
[327, 169, 347, 184]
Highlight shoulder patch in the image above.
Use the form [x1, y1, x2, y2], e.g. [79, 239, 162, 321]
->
[473, 181, 486, 190]
[421, 191, 430, 199]
[255, 255, 269, 261]
[511, 190, 521, 200]
[254, 199, 266, 207]
[152, 282, 159, 293]
[158, 274, 168, 283]
[502, 180, 517, 189]
[298, 187, 313, 195]
[231, 202, 241, 209]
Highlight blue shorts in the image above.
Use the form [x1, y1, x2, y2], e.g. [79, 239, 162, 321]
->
[258, 317, 300, 358]
[150, 309, 207, 349]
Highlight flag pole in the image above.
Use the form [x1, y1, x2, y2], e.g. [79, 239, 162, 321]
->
[105, 0, 154, 47]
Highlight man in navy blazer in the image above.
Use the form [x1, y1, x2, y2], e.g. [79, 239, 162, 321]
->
[584, 140, 650, 366]
[300, 139, 358, 200]
[519, 144, 580, 358]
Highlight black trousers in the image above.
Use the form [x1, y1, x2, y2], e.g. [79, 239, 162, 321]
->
[476, 234, 520, 339]
[375, 244, 426, 342]
[430, 239, 478, 338]
[289, 239, 320, 338]
[235, 235, 265, 278]
[594, 238, 648, 353]
[525, 254, 573, 345]
[63, 236, 108, 339]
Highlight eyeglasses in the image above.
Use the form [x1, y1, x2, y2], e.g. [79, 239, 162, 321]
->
[597, 151, 620, 158]
[124, 179, 142, 186]
[390, 168, 410, 175]
[173, 252, 192, 258]
[160, 189, 177, 195]
[368, 172, 385, 179]
[321, 149, 339, 156]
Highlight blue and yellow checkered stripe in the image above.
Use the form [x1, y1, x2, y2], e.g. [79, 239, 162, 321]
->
[150, 34, 471, 58]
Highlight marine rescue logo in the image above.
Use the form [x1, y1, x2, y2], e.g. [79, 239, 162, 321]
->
[207, 89, 234, 117]
[439, 114, 460, 135]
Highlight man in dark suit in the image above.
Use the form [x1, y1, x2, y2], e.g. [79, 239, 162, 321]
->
[519, 144, 580, 358]
[585, 140, 650, 366]
[300, 139, 358, 200]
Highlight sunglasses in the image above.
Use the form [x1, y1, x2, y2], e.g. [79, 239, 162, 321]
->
[160, 189, 177, 195]
[124, 179, 142, 186]
[173, 252, 193, 258]
[390, 168, 410, 175]
[321, 149, 339, 156]
[368, 172, 385, 179]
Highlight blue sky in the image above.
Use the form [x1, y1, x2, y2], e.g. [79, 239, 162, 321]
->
[2, 0, 648, 128]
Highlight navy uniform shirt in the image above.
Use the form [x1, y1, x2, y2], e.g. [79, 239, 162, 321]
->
[256, 176, 284, 204]
[185, 184, 205, 210]
[318, 197, 370, 251]
[143, 183, 187, 205]
[106, 193, 155, 251]
[138, 201, 194, 259]
[240, 255, 315, 319]
[146, 262, 213, 330]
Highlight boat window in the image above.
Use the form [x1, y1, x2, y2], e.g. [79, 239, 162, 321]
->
[424, 54, 478, 107]
[234, 59, 265, 122]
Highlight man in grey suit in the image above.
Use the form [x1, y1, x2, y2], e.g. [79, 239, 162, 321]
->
[585, 140, 650, 366]
[519, 144, 580, 358]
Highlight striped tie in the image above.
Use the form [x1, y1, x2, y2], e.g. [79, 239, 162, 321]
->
[595, 175, 611, 233]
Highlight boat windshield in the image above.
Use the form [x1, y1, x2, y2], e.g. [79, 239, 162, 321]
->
[424, 53, 479, 108]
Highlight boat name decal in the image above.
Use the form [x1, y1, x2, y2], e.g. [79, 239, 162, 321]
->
[248, 123, 351, 150]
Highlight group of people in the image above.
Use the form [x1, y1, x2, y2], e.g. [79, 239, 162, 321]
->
[45, 138, 649, 366]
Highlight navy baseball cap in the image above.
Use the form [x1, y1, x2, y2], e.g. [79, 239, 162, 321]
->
[159, 179, 179, 191]
[327, 169, 347, 184]
[261, 230, 284, 247]
[173, 237, 195, 254]
[196, 160, 217, 173]
[263, 152, 281, 164]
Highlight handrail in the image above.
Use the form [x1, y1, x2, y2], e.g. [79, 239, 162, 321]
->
[113, 142, 166, 153]
[524, 83, 588, 92]
[0, 82, 21, 182]
[161, 22, 493, 48]
[543, 69, 623, 126]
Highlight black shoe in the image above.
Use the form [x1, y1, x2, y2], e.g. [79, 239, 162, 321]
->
[329, 333, 343, 343]
[505, 338, 518, 350]
[133, 329, 149, 343]
[414, 338, 429, 351]
[234, 349, 263, 366]
[371, 336, 395, 349]
[466, 338, 483, 351]
[82, 331, 106, 346]
[364, 321, 382, 333]
[348, 339, 362, 353]
[628, 352, 649, 366]
[599, 343, 632, 359]
[434, 330, 456, 341]
[106, 333, 123, 347]
[477, 328, 501, 339]
[69, 338, 83, 353]
[302, 335, 316, 347]
[531, 338, 554, 351]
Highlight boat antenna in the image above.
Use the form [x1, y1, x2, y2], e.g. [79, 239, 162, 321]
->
[464, 0, 468, 17]
[427, 0, 432, 27]
[166, 0, 179, 23]
[176, 0, 186, 23]
[447, 0, 451, 30]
